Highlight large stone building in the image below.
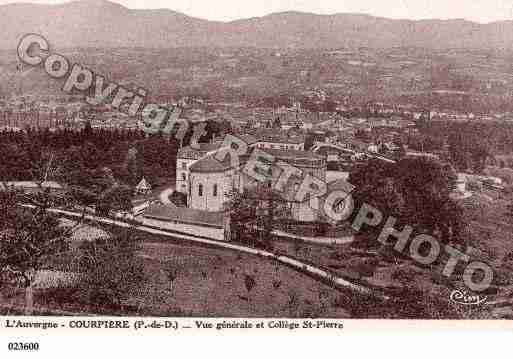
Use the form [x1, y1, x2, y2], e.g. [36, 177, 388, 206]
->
[262, 149, 327, 222]
[184, 146, 328, 222]
[175, 134, 258, 195]
[188, 154, 246, 212]
[176, 142, 224, 195]
[174, 133, 357, 223]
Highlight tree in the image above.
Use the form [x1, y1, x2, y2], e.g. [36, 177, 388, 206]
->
[75, 228, 146, 313]
[227, 189, 258, 246]
[243, 274, 256, 294]
[169, 191, 187, 207]
[349, 157, 464, 246]
[95, 185, 133, 217]
[0, 187, 75, 314]
[272, 116, 282, 129]
[122, 147, 143, 186]
[227, 186, 291, 249]
[447, 124, 491, 173]
[136, 136, 178, 183]
[507, 201, 513, 220]
[162, 262, 180, 292]
[63, 164, 132, 216]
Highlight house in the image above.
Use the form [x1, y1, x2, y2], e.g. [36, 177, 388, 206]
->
[251, 129, 306, 151]
[367, 143, 380, 153]
[0, 181, 64, 193]
[135, 178, 152, 195]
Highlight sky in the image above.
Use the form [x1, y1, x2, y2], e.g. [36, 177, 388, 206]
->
[2, 0, 513, 23]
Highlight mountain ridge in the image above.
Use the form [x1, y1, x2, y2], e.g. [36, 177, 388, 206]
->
[3, 0, 513, 49]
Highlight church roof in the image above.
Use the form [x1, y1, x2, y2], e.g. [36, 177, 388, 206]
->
[189, 153, 249, 173]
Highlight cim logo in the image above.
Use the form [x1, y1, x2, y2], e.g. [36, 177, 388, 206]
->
[450, 290, 488, 306]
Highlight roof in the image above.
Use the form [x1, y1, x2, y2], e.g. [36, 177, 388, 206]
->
[251, 129, 305, 144]
[263, 148, 324, 161]
[0, 181, 63, 190]
[327, 178, 354, 193]
[177, 142, 223, 159]
[189, 147, 325, 173]
[258, 135, 305, 144]
[33, 270, 81, 289]
[189, 153, 249, 173]
[136, 178, 151, 190]
[143, 204, 224, 228]
[189, 156, 232, 173]
[236, 134, 259, 145]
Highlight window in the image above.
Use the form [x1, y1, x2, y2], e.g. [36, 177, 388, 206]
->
[181, 162, 187, 170]
[213, 184, 218, 197]
[182, 173, 186, 181]
[309, 195, 318, 209]
[198, 184, 203, 197]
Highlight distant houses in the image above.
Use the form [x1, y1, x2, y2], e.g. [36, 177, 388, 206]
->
[0, 181, 64, 193]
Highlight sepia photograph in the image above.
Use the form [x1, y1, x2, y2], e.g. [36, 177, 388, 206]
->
[0, 0, 513, 356]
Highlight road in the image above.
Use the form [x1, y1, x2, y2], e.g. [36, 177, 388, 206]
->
[24, 205, 384, 299]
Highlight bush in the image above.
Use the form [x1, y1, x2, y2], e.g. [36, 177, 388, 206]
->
[169, 191, 187, 207]
[75, 231, 146, 311]
[391, 268, 416, 285]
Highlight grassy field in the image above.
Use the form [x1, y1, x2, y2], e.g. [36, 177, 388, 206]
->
[135, 240, 351, 318]
[0, 221, 352, 318]
[464, 191, 513, 284]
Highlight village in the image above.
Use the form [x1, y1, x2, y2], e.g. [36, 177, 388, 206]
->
[1, 7, 513, 319]
[2, 89, 513, 319]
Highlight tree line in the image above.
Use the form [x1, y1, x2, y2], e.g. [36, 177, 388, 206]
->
[409, 120, 513, 173]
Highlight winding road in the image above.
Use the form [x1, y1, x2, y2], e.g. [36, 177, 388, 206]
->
[26, 205, 386, 300]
